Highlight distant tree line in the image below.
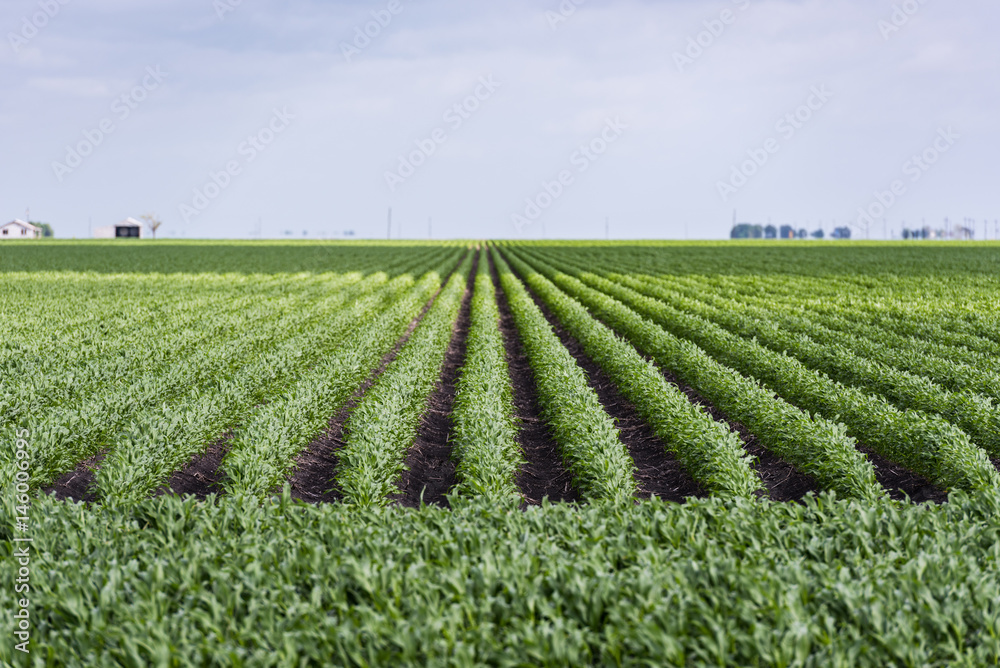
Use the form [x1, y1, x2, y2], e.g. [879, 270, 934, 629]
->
[730, 224, 850, 240]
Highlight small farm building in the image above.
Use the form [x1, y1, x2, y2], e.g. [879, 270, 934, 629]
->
[94, 217, 146, 239]
[1, 220, 41, 239]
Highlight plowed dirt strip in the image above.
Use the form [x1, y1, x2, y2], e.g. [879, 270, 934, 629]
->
[855, 444, 948, 504]
[489, 253, 579, 505]
[290, 255, 467, 504]
[41, 450, 106, 503]
[155, 436, 232, 500]
[652, 366, 820, 503]
[394, 253, 478, 508]
[520, 284, 703, 502]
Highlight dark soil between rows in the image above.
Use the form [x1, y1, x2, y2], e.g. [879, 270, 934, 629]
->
[490, 253, 581, 505]
[659, 370, 821, 503]
[854, 444, 949, 504]
[289, 254, 466, 504]
[993, 458, 1000, 474]
[517, 278, 705, 503]
[41, 450, 106, 503]
[154, 436, 232, 501]
[393, 254, 478, 508]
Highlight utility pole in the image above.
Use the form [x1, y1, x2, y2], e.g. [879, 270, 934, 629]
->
[387, 207, 392, 240]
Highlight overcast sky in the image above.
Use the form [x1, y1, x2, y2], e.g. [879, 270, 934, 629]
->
[1, 0, 997, 240]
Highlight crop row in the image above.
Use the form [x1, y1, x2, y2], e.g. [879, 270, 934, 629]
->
[493, 249, 636, 503]
[512, 248, 885, 500]
[28, 272, 392, 488]
[621, 272, 1000, 457]
[2, 249, 462, 512]
[219, 249, 466, 499]
[612, 249, 1000, 356]
[526, 248, 998, 493]
[503, 250, 761, 498]
[448, 248, 523, 504]
[551, 245, 1000, 355]
[337, 253, 474, 507]
[666, 273, 1000, 387]
[97, 267, 434, 505]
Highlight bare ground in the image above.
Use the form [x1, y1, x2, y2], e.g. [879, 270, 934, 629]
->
[393, 253, 478, 508]
[490, 253, 580, 505]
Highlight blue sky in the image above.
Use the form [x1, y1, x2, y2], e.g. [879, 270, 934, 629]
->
[1, 0, 997, 240]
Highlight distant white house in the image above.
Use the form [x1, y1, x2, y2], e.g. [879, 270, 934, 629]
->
[0, 220, 41, 239]
[94, 217, 146, 239]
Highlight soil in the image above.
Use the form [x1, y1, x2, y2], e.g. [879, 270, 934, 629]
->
[393, 254, 477, 508]
[490, 253, 580, 505]
[289, 252, 466, 504]
[521, 283, 704, 502]
[608, 327, 946, 505]
[857, 444, 949, 504]
[154, 436, 232, 500]
[41, 450, 106, 503]
[656, 368, 821, 502]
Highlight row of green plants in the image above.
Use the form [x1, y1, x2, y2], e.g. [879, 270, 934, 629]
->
[532, 251, 999, 493]
[720, 270, 1000, 347]
[514, 248, 884, 501]
[547, 242, 1000, 334]
[676, 276, 1000, 402]
[493, 250, 637, 503]
[668, 273, 1000, 390]
[1, 272, 310, 423]
[504, 249, 761, 499]
[337, 253, 474, 507]
[220, 250, 466, 500]
[448, 248, 524, 505]
[627, 260, 1000, 358]
[549, 254, 1000, 395]
[27, 272, 389, 486]
[4, 248, 445, 494]
[97, 266, 440, 506]
[624, 272, 1000, 457]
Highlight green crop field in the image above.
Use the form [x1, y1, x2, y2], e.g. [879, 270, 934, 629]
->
[3, 240, 1000, 666]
